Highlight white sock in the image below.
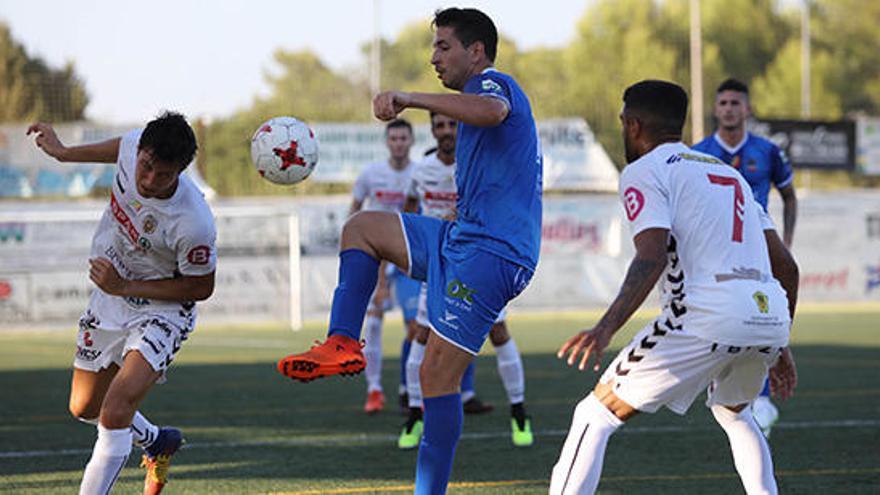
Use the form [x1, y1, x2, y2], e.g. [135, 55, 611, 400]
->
[130, 411, 159, 449]
[550, 394, 622, 495]
[79, 425, 132, 495]
[77, 416, 99, 426]
[712, 405, 778, 495]
[406, 341, 425, 408]
[494, 339, 525, 405]
[363, 315, 383, 393]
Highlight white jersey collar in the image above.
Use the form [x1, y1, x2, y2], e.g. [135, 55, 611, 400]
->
[713, 131, 749, 154]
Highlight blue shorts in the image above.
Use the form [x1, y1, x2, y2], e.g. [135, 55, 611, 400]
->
[400, 213, 533, 354]
[392, 268, 421, 322]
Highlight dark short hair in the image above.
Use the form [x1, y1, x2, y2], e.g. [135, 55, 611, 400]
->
[138, 111, 197, 169]
[385, 118, 413, 135]
[433, 8, 498, 62]
[622, 80, 689, 138]
[717, 78, 749, 96]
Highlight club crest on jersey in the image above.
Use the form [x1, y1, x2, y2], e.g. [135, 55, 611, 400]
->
[138, 236, 152, 250]
[623, 187, 645, 221]
[128, 199, 143, 212]
[142, 214, 157, 234]
[481, 78, 502, 94]
[752, 291, 769, 314]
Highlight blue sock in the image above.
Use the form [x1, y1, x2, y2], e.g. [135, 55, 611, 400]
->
[415, 394, 463, 495]
[760, 377, 771, 397]
[327, 249, 379, 340]
[461, 362, 475, 395]
[400, 338, 412, 388]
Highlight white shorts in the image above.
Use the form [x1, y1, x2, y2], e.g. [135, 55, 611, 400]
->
[415, 282, 507, 328]
[599, 320, 782, 415]
[74, 294, 195, 381]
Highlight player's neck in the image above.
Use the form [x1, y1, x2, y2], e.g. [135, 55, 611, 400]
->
[437, 150, 455, 165]
[717, 127, 746, 148]
[389, 157, 410, 170]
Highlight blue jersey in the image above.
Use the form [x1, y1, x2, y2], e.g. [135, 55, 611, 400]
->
[449, 69, 543, 270]
[692, 132, 793, 210]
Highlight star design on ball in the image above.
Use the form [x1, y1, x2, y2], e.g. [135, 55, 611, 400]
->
[273, 141, 307, 170]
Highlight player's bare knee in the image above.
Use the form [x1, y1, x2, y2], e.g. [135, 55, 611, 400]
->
[98, 393, 138, 429]
[69, 395, 101, 422]
[592, 381, 638, 421]
[340, 212, 374, 252]
[489, 322, 510, 346]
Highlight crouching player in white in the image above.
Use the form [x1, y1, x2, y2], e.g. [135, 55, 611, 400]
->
[398, 112, 532, 449]
[27, 112, 216, 495]
[550, 80, 799, 495]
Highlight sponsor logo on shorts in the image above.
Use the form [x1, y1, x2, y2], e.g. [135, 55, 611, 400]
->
[623, 187, 645, 221]
[76, 346, 102, 362]
[446, 279, 476, 304]
[752, 291, 769, 314]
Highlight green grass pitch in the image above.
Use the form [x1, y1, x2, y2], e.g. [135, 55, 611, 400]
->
[1, 305, 878, 494]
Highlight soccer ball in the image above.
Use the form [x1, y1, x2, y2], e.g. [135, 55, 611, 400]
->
[250, 116, 319, 185]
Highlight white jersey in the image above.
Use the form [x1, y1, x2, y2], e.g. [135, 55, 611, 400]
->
[352, 160, 413, 212]
[89, 129, 217, 318]
[619, 142, 790, 347]
[406, 152, 457, 219]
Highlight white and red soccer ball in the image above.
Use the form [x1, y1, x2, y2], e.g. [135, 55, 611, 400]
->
[250, 116, 319, 185]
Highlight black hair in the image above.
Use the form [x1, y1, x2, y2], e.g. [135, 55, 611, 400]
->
[717, 78, 749, 96]
[138, 111, 197, 169]
[433, 8, 498, 62]
[622, 80, 689, 138]
[385, 118, 413, 135]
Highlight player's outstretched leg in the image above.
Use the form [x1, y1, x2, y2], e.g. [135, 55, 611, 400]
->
[549, 393, 624, 495]
[712, 404, 778, 494]
[277, 212, 409, 382]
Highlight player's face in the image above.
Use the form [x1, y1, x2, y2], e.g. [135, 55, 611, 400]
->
[715, 90, 750, 130]
[386, 127, 413, 165]
[431, 26, 473, 90]
[431, 114, 457, 155]
[135, 149, 181, 199]
[620, 109, 640, 164]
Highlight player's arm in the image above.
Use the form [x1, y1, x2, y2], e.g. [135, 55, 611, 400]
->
[349, 199, 364, 216]
[778, 184, 797, 248]
[374, 92, 508, 128]
[558, 228, 669, 371]
[88, 258, 215, 301]
[764, 227, 799, 401]
[26, 123, 120, 163]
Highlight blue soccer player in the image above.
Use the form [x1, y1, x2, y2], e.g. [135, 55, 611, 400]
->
[693, 78, 799, 436]
[277, 8, 542, 493]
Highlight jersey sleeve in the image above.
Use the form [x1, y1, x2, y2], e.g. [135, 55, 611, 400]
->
[474, 72, 512, 113]
[175, 216, 217, 276]
[351, 166, 370, 203]
[756, 200, 777, 231]
[770, 144, 794, 190]
[619, 165, 671, 238]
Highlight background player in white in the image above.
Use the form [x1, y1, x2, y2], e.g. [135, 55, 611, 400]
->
[550, 80, 799, 494]
[27, 112, 216, 495]
[397, 111, 532, 449]
[350, 118, 422, 414]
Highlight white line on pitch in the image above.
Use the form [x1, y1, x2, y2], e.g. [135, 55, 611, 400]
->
[1, 418, 877, 459]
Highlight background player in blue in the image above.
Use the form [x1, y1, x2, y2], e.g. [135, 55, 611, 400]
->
[277, 7, 542, 494]
[693, 78, 799, 437]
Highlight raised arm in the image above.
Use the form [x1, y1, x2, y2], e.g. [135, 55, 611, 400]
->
[373, 91, 508, 128]
[27, 123, 120, 163]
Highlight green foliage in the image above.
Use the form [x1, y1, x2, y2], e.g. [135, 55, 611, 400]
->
[201, 1, 877, 194]
[0, 23, 88, 123]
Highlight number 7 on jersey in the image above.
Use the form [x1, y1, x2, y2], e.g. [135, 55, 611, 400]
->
[707, 174, 744, 242]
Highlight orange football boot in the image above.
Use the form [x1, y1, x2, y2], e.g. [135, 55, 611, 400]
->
[277, 334, 366, 382]
[364, 390, 386, 414]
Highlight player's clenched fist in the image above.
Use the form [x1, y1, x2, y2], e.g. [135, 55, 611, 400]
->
[26, 123, 68, 161]
[89, 257, 128, 296]
[373, 91, 411, 121]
